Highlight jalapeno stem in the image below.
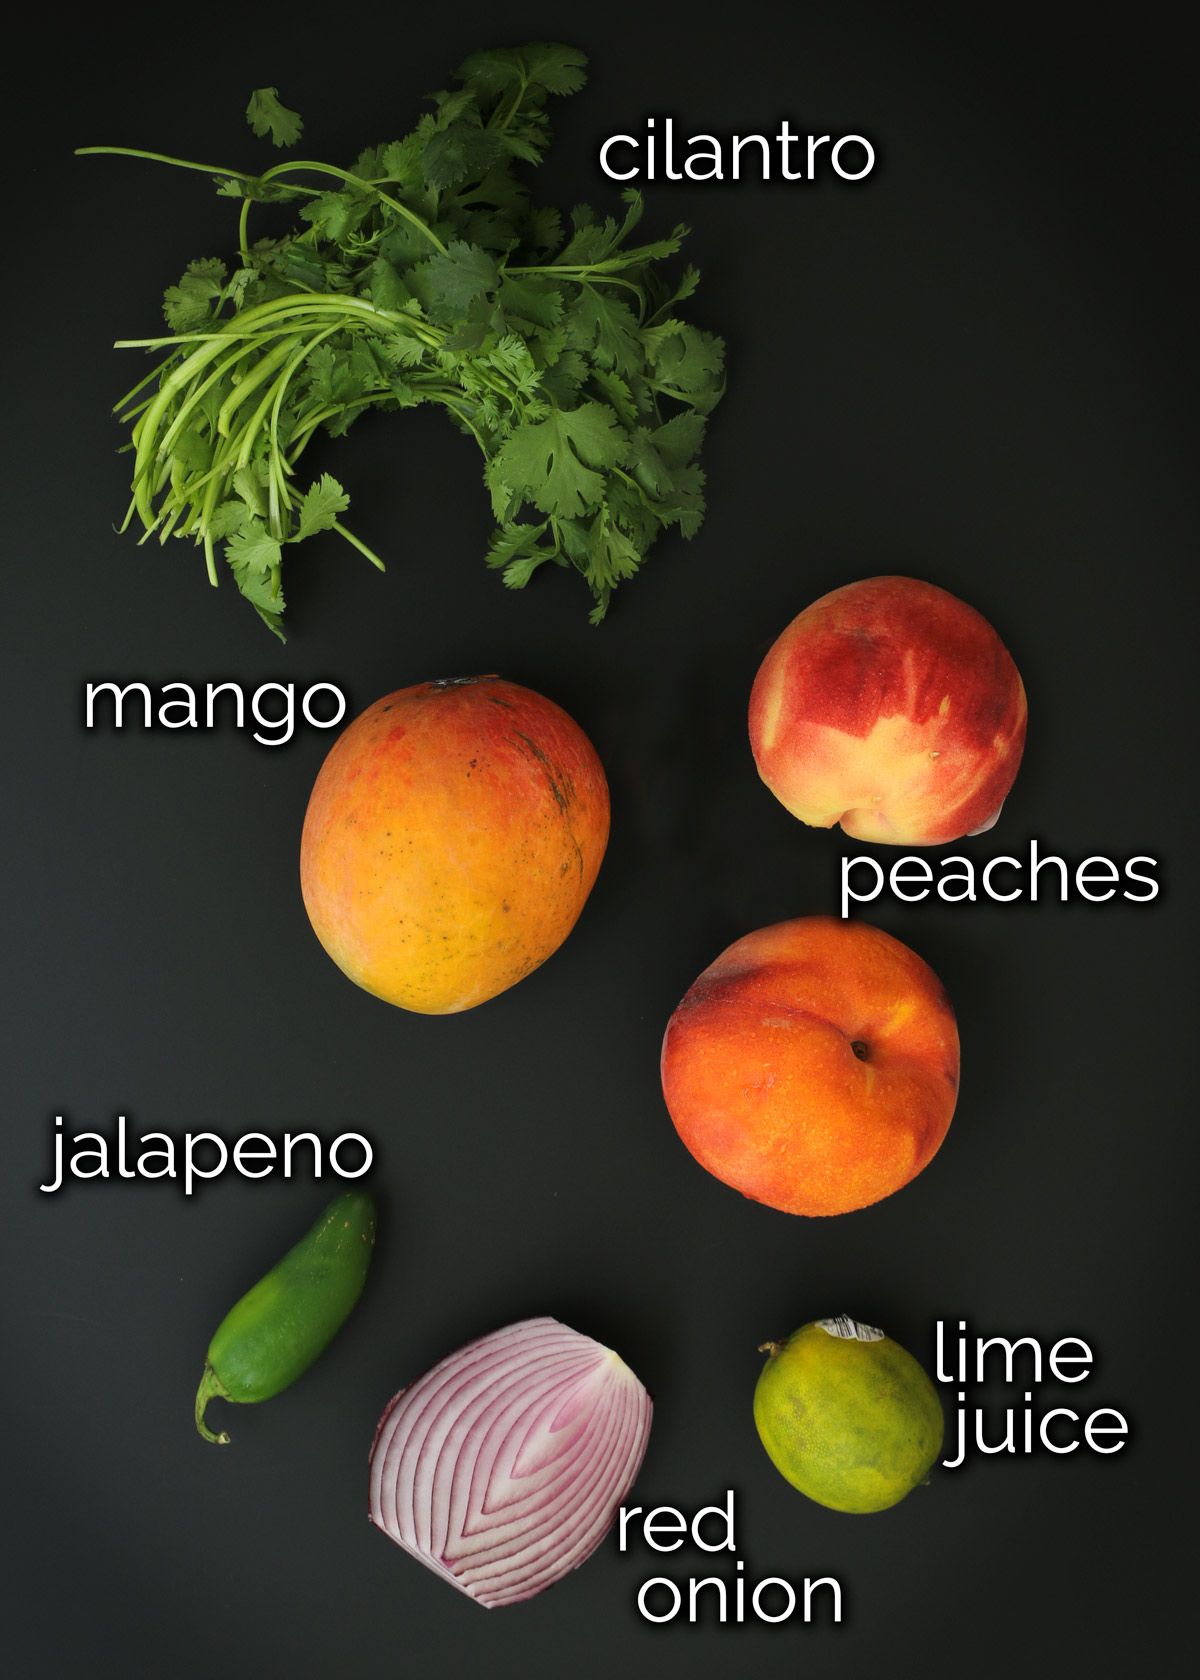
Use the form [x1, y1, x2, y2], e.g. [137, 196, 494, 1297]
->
[195, 1361, 233, 1445]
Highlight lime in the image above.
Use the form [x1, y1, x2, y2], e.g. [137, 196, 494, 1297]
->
[754, 1316, 944, 1514]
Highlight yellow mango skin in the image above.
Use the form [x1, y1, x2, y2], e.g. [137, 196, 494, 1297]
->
[300, 677, 610, 1013]
[754, 1321, 944, 1513]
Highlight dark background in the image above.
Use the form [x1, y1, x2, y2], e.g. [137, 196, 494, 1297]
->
[3, 2, 1195, 1674]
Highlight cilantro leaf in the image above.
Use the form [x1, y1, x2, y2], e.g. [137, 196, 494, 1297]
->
[484, 519, 553, 588]
[652, 325, 726, 394]
[660, 462, 707, 537]
[171, 424, 211, 474]
[536, 349, 588, 406]
[521, 43, 588, 95]
[491, 401, 625, 521]
[299, 189, 370, 243]
[422, 124, 503, 192]
[454, 46, 529, 95]
[246, 87, 304, 148]
[624, 428, 674, 497]
[368, 256, 413, 311]
[415, 242, 498, 321]
[606, 476, 662, 550]
[232, 463, 269, 520]
[227, 545, 287, 639]
[587, 506, 643, 588]
[589, 367, 640, 427]
[566, 286, 642, 376]
[526, 206, 563, 252]
[163, 258, 226, 331]
[652, 410, 707, 465]
[226, 516, 280, 576]
[207, 502, 249, 539]
[498, 277, 563, 330]
[347, 146, 380, 181]
[379, 136, 424, 185]
[458, 42, 586, 98]
[293, 474, 350, 540]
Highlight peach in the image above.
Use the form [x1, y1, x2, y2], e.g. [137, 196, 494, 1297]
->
[660, 917, 959, 1216]
[300, 676, 609, 1014]
[749, 577, 1027, 846]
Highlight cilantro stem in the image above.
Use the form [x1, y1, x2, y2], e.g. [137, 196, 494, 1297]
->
[255, 159, 450, 256]
[238, 197, 254, 266]
[113, 359, 179, 413]
[265, 322, 344, 473]
[155, 504, 183, 544]
[507, 260, 649, 278]
[116, 329, 293, 352]
[138, 311, 375, 547]
[74, 145, 262, 182]
[216, 334, 303, 438]
[412, 383, 475, 414]
[329, 518, 385, 570]
[115, 394, 157, 425]
[131, 340, 247, 522]
[119, 293, 441, 353]
[286, 397, 377, 458]
[153, 342, 254, 466]
[198, 464, 228, 571]
[158, 444, 232, 514]
[225, 388, 290, 533]
[503, 265, 647, 302]
[491, 71, 530, 134]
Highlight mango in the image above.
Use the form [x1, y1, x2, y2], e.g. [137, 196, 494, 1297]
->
[300, 676, 609, 1013]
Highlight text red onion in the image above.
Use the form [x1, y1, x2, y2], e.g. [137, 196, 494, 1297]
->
[368, 1317, 653, 1606]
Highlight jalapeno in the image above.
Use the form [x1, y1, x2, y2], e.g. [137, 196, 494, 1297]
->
[195, 1189, 377, 1444]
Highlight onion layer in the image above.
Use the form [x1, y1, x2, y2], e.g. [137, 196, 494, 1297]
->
[368, 1316, 653, 1606]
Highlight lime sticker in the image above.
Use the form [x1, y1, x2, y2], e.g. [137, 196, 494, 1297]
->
[816, 1315, 884, 1342]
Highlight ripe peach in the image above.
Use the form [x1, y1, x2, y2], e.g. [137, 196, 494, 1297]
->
[300, 677, 609, 1014]
[749, 577, 1027, 846]
[660, 917, 959, 1216]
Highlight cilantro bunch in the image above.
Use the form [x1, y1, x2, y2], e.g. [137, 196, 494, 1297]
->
[82, 45, 724, 636]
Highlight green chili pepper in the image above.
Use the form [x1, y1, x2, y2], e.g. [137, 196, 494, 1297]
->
[195, 1189, 377, 1444]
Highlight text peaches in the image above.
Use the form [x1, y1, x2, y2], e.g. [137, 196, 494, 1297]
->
[300, 677, 609, 1014]
[660, 917, 959, 1216]
[749, 576, 1027, 846]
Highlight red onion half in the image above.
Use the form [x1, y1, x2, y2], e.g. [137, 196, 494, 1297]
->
[368, 1316, 653, 1607]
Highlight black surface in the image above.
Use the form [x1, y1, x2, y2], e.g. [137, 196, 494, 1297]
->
[4, 3, 1195, 1674]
